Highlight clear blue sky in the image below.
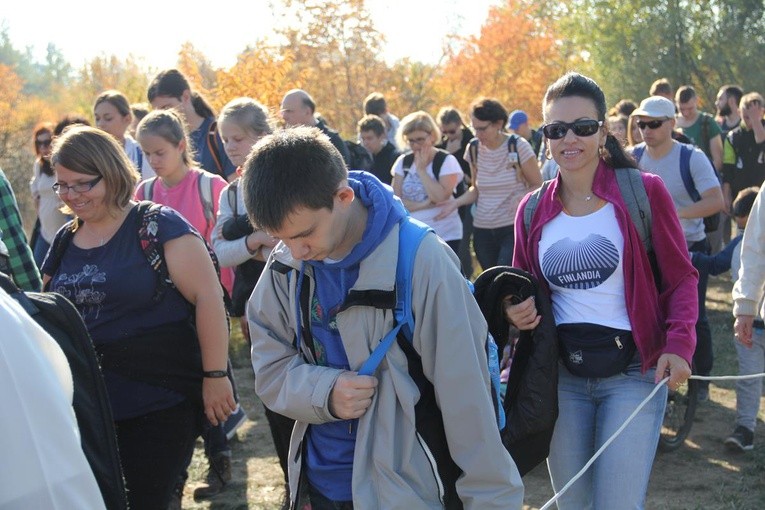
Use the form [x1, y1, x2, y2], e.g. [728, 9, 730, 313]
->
[2, 0, 499, 70]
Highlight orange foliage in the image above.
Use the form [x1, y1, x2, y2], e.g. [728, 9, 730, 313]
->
[434, 0, 563, 125]
[209, 47, 308, 118]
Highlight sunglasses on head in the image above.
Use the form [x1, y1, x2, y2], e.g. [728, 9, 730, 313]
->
[542, 120, 603, 140]
[636, 119, 669, 130]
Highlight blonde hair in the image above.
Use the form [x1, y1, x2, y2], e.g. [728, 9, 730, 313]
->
[396, 111, 441, 149]
[218, 97, 274, 138]
[136, 109, 195, 166]
[51, 126, 139, 216]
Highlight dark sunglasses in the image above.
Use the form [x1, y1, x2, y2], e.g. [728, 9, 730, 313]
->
[36, 139, 52, 147]
[442, 129, 459, 135]
[636, 119, 669, 130]
[542, 120, 603, 140]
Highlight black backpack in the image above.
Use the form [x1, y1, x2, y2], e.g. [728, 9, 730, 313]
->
[0, 272, 128, 510]
[402, 149, 467, 198]
[345, 140, 374, 171]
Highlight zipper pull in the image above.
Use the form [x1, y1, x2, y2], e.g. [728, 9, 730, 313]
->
[615, 336, 624, 349]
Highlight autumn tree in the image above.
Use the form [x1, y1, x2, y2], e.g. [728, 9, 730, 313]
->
[58, 54, 150, 117]
[275, 0, 389, 137]
[0, 64, 57, 224]
[205, 46, 289, 114]
[434, 0, 564, 125]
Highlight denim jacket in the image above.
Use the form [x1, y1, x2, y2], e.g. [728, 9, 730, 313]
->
[513, 160, 699, 370]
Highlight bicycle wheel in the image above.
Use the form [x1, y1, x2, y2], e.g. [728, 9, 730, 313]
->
[658, 377, 699, 452]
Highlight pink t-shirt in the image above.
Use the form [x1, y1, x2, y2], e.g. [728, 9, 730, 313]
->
[135, 169, 233, 294]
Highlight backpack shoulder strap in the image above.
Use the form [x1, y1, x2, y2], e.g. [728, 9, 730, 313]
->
[431, 150, 448, 180]
[136, 201, 171, 303]
[523, 180, 552, 235]
[632, 143, 647, 164]
[197, 171, 216, 231]
[468, 138, 479, 166]
[507, 134, 519, 154]
[678, 143, 700, 201]
[42, 219, 79, 291]
[402, 153, 414, 176]
[227, 180, 239, 217]
[142, 177, 157, 202]
[206, 120, 224, 176]
[357, 217, 432, 376]
[614, 168, 653, 253]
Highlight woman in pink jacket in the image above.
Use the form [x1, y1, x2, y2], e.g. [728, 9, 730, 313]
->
[507, 72, 698, 509]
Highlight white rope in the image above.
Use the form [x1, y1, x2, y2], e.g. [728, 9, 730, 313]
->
[538, 371, 765, 510]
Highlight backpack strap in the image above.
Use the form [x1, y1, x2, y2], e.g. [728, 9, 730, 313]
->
[197, 171, 216, 235]
[42, 219, 79, 291]
[522, 180, 552, 235]
[468, 138, 479, 167]
[631, 143, 646, 164]
[678, 143, 701, 201]
[358, 217, 432, 376]
[227, 179, 239, 217]
[143, 177, 157, 202]
[614, 168, 653, 254]
[431, 150, 448, 180]
[507, 134, 519, 165]
[135, 149, 144, 177]
[206, 120, 224, 177]
[136, 201, 172, 303]
[402, 153, 414, 177]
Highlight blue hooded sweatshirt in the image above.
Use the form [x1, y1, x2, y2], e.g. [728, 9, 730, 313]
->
[304, 171, 407, 501]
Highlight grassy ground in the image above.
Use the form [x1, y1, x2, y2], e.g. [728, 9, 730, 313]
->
[181, 275, 765, 509]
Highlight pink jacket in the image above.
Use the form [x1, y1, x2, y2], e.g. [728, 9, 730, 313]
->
[513, 161, 698, 371]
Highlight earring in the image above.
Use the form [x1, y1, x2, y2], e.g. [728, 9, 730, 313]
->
[599, 145, 607, 158]
[545, 145, 553, 160]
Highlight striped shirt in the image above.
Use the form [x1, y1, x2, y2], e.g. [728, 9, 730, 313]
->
[465, 135, 535, 229]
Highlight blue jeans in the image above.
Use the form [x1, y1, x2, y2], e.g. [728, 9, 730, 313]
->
[734, 327, 765, 432]
[547, 359, 667, 510]
[473, 225, 515, 271]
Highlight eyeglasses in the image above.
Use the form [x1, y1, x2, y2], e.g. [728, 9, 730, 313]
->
[36, 139, 52, 148]
[541, 120, 603, 140]
[406, 135, 429, 146]
[471, 123, 492, 132]
[636, 119, 669, 130]
[52, 175, 103, 195]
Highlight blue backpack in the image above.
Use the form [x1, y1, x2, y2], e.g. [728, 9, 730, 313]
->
[357, 217, 505, 430]
[632, 142, 719, 232]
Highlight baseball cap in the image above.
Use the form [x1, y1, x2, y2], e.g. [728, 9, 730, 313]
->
[631, 96, 675, 119]
[508, 110, 528, 130]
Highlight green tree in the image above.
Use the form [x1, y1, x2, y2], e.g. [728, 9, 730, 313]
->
[557, 0, 765, 109]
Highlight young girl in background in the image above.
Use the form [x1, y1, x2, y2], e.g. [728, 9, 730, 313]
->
[135, 109, 239, 501]
[94, 90, 155, 180]
[211, 98, 291, 509]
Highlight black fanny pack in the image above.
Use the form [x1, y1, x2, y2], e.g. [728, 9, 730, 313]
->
[557, 322, 636, 378]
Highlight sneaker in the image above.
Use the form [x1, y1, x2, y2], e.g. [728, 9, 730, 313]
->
[724, 425, 754, 452]
[223, 404, 247, 441]
[193, 453, 232, 499]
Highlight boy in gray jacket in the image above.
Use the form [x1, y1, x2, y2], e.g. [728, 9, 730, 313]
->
[242, 127, 522, 509]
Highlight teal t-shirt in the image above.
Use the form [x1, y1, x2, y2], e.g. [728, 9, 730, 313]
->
[679, 112, 722, 159]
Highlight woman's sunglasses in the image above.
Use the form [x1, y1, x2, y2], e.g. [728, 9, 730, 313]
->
[542, 120, 603, 140]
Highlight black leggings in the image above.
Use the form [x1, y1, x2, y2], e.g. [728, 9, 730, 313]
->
[115, 399, 201, 510]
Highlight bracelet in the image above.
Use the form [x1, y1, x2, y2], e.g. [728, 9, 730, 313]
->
[203, 370, 228, 378]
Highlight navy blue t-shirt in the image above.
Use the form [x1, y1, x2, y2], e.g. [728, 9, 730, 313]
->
[190, 117, 236, 180]
[42, 205, 196, 420]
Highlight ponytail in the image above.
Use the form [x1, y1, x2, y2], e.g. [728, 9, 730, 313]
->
[602, 134, 638, 169]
